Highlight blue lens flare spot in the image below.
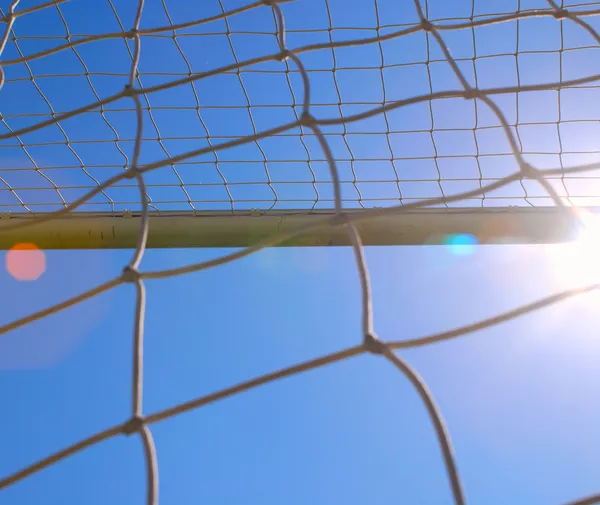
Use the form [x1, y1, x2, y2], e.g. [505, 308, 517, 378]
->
[444, 233, 478, 256]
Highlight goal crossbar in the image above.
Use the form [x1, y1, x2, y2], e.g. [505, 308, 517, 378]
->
[0, 207, 580, 250]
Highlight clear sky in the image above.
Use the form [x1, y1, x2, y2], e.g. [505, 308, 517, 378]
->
[1, 1, 600, 505]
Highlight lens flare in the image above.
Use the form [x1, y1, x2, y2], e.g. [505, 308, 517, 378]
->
[5, 243, 46, 281]
[444, 233, 478, 256]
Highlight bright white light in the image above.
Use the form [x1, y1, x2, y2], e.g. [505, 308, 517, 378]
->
[550, 210, 600, 287]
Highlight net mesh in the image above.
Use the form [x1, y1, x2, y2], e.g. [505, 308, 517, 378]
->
[1, 1, 600, 504]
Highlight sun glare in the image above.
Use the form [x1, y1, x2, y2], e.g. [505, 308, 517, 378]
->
[550, 210, 600, 288]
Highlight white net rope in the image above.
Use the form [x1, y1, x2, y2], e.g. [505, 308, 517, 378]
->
[1, 1, 600, 504]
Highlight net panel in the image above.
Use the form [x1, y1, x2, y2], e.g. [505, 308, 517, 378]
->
[1, 1, 600, 505]
[2, 0, 600, 215]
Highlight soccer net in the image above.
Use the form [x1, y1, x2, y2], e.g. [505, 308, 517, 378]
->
[1, 0, 599, 504]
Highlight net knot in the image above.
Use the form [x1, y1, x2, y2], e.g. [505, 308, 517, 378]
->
[123, 84, 135, 97]
[123, 167, 140, 179]
[122, 415, 145, 436]
[463, 88, 478, 100]
[421, 19, 434, 32]
[552, 8, 568, 19]
[122, 265, 141, 283]
[364, 333, 387, 355]
[126, 28, 138, 39]
[300, 111, 315, 126]
[520, 162, 539, 179]
[277, 49, 291, 62]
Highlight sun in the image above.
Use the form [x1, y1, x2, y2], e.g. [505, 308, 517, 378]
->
[549, 209, 600, 288]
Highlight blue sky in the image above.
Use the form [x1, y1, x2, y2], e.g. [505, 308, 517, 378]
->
[1, 0, 600, 504]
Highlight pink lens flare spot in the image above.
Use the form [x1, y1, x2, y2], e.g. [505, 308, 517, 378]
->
[6, 243, 46, 281]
